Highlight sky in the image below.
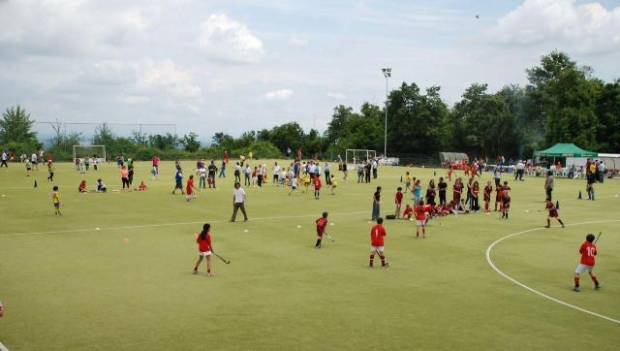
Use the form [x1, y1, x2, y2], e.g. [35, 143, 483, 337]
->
[1, 0, 619, 144]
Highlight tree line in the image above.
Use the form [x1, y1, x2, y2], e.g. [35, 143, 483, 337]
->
[2, 51, 619, 163]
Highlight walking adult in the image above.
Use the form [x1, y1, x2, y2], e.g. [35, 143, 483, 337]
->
[544, 170, 554, 201]
[372, 186, 382, 221]
[230, 182, 248, 222]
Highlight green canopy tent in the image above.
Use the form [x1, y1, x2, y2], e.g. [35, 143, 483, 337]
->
[534, 143, 597, 158]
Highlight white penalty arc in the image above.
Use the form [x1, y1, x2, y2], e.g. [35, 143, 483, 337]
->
[486, 219, 620, 325]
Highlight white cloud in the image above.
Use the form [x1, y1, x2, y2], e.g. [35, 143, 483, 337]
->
[264, 89, 294, 101]
[288, 35, 310, 47]
[327, 92, 346, 100]
[120, 95, 150, 105]
[489, 0, 620, 53]
[136, 58, 202, 98]
[197, 13, 265, 63]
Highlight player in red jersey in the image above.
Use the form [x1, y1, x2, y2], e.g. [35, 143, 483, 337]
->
[313, 175, 322, 199]
[573, 233, 600, 292]
[544, 197, 565, 228]
[314, 212, 328, 248]
[453, 178, 463, 203]
[414, 200, 432, 238]
[483, 180, 493, 212]
[402, 204, 413, 219]
[471, 180, 480, 212]
[394, 187, 404, 218]
[369, 217, 388, 268]
[501, 189, 511, 219]
[186, 175, 196, 201]
[192, 223, 214, 276]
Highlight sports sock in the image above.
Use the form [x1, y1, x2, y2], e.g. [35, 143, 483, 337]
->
[574, 277, 580, 287]
[315, 239, 321, 247]
[380, 255, 386, 266]
[558, 219, 564, 226]
[369, 254, 375, 266]
[591, 276, 599, 285]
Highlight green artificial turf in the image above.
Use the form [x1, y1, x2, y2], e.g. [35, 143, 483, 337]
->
[0, 160, 619, 350]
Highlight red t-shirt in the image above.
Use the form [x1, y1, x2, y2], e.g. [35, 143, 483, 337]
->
[370, 224, 386, 246]
[186, 178, 194, 194]
[196, 233, 212, 252]
[395, 191, 403, 204]
[313, 177, 321, 190]
[403, 207, 413, 218]
[316, 217, 327, 235]
[579, 241, 596, 266]
[545, 201, 558, 217]
[414, 205, 428, 220]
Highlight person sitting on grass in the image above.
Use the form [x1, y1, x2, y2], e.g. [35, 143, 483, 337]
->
[96, 179, 107, 193]
[78, 180, 88, 193]
[402, 204, 414, 219]
[138, 181, 148, 191]
[452, 200, 469, 215]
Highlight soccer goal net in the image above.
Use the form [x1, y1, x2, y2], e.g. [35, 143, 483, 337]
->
[73, 145, 107, 163]
[345, 149, 377, 167]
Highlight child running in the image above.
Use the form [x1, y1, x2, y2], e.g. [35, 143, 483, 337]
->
[52, 186, 61, 215]
[544, 197, 565, 228]
[369, 217, 388, 268]
[314, 212, 328, 249]
[192, 223, 214, 276]
[573, 233, 600, 292]
[186, 175, 196, 201]
[330, 174, 338, 195]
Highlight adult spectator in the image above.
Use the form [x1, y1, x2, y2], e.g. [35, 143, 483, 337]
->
[230, 182, 248, 222]
[544, 171, 554, 201]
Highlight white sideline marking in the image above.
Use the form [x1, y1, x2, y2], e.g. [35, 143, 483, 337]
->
[486, 219, 620, 325]
[0, 341, 9, 351]
[0, 211, 368, 238]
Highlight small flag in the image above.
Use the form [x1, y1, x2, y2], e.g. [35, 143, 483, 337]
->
[578, 191, 582, 200]
[556, 200, 560, 209]
[34, 180, 38, 188]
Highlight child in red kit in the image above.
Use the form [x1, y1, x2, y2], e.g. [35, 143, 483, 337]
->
[414, 200, 431, 238]
[369, 217, 388, 268]
[573, 233, 600, 292]
[193, 223, 214, 276]
[544, 197, 564, 228]
[395, 187, 403, 218]
[483, 180, 492, 212]
[402, 204, 413, 219]
[186, 175, 196, 201]
[315, 212, 328, 248]
[313, 176, 322, 199]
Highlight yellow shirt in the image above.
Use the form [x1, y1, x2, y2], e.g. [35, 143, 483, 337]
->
[52, 191, 60, 204]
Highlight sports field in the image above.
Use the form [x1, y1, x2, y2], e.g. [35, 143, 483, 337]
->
[0, 160, 619, 350]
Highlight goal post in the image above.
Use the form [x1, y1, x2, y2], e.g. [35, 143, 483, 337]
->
[73, 145, 107, 163]
[345, 149, 376, 167]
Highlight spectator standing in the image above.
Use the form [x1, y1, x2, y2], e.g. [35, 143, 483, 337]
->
[230, 182, 248, 222]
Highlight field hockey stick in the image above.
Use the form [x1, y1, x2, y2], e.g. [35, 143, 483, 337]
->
[212, 252, 231, 264]
[325, 232, 335, 242]
[594, 231, 602, 244]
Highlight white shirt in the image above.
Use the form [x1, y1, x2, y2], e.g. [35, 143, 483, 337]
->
[233, 187, 246, 203]
[273, 165, 281, 175]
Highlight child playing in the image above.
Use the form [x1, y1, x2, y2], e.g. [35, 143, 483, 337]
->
[25, 159, 32, 177]
[404, 172, 412, 193]
[138, 181, 148, 191]
[501, 190, 511, 219]
[573, 233, 600, 292]
[186, 175, 196, 201]
[192, 223, 214, 276]
[96, 179, 107, 193]
[315, 212, 328, 249]
[78, 180, 87, 193]
[172, 169, 184, 194]
[369, 217, 388, 268]
[413, 180, 422, 206]
[289, 171, 299, 195]
[151, 166, 158, 180]
[47, 161, 55, 182]
[313, 175, 322, 199]
[330, 174, 338, 195]
[544, 197, 565, 228]
[414, 200, 431, 238]
[395, 187, 403, 218]
[303, 172, 311, 193]
[52, 186, 61, 215]
[402, 204, 413, 219]
[483, 180, 492, 213]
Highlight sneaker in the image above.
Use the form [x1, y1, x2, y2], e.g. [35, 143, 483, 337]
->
[544, 225, 550, 228]
[561, 225, 565, 228]
[369, 264, 373, 268]
[595, 285, 601, 290]
[315, 245, 322, 249]
[382, 263, 390, 268]
[207, 273, 214, 277]
[573, 286, 580, 292]
[192, 269, 198, 275]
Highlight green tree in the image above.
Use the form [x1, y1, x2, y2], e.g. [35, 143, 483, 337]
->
[92, 123, 115, 146]
[148, 133, 178, 150]
[211, 132, 234, 148]
[267, 122, 305, 155]
[180, 132, 201, 152]
[526, 51, 600, 150]
[595, 79, 620, 151]
[0, 105, 37, 144]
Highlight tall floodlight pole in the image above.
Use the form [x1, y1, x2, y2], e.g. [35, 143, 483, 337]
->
[381, 68, 391, 157]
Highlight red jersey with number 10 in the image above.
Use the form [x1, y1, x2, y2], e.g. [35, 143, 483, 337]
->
[370, 224, 386, 246]
[579, 241, 597, 266]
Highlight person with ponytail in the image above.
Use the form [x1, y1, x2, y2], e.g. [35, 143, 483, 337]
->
[192, 223, 214, 276]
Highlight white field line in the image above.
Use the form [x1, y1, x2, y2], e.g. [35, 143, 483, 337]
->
[0, 341, 9, 351]
[0, 211, 368, 238]
[486, 219, 620, 325]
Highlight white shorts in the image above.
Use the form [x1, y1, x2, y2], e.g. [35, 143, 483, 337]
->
[416, 220, 425, 227]
[199, 251, 212, 257]
[574, 264, 593, 274]
[371, 245, 384, 253]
